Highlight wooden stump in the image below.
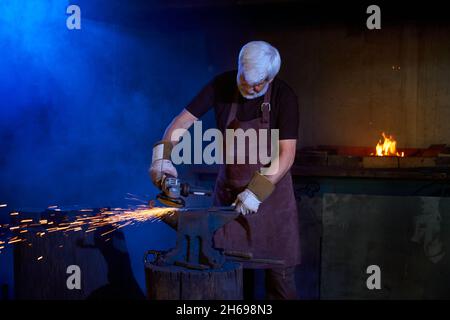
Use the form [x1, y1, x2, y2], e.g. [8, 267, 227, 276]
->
[145, 262, 243, 300]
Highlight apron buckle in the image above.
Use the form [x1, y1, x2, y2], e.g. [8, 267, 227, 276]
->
[261, 102, 271, 112]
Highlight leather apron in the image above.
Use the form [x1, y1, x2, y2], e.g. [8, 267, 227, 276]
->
[213, 84, 301, 268]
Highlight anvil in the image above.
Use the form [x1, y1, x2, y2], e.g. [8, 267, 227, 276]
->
[147, 206, 239, 270]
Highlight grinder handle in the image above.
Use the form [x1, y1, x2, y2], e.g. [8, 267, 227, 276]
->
[180, 183, 212, 197]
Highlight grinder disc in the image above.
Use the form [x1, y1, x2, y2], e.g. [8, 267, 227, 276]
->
[156, 193, 185, 208]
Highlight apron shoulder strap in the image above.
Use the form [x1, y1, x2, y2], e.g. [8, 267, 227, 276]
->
[226, 102, 238, 128]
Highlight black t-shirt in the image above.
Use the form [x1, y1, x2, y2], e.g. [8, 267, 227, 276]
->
[185, 70, 299, 140]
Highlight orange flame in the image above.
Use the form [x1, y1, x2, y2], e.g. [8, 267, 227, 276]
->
[374, 132, 404, 157]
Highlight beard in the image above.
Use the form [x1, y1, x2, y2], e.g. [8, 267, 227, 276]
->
[237, 81, 269, 100]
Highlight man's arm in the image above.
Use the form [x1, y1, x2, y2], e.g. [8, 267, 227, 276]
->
[150, 74, 215, 187]
[149, 109, 197, 186]
[234, 139, 297, 215]
[162, 109, 198, 144]
[264, 139, 296, 184]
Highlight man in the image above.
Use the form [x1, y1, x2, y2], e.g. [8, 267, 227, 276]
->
[149, 41, 301, 299]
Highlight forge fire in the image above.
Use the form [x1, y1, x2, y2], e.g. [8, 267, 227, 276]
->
[373, 132, 405, 157]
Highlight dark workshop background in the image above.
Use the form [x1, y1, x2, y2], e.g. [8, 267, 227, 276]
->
[1, 0, 450, 299]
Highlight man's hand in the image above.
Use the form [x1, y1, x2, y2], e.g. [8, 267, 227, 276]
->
[149, 141, 178, 187]
[235, 189, 261, 215]
[234, 172, 275, 216]
[149, 159, 177, 187]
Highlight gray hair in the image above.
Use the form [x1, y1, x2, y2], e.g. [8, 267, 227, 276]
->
[238, 41, 281, 84]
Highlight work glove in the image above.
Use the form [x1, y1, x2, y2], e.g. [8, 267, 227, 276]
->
[234, 172, 275, 216]
[149, 140, 177, 187]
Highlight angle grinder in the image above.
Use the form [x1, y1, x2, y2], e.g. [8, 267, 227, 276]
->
[156, 174, 212, 208]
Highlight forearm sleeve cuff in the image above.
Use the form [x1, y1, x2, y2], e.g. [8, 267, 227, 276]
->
[247, 172, 275, 202]
[152, 140, 173, 161]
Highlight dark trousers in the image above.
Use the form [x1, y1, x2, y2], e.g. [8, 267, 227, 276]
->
[243, 267, 298, 300]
